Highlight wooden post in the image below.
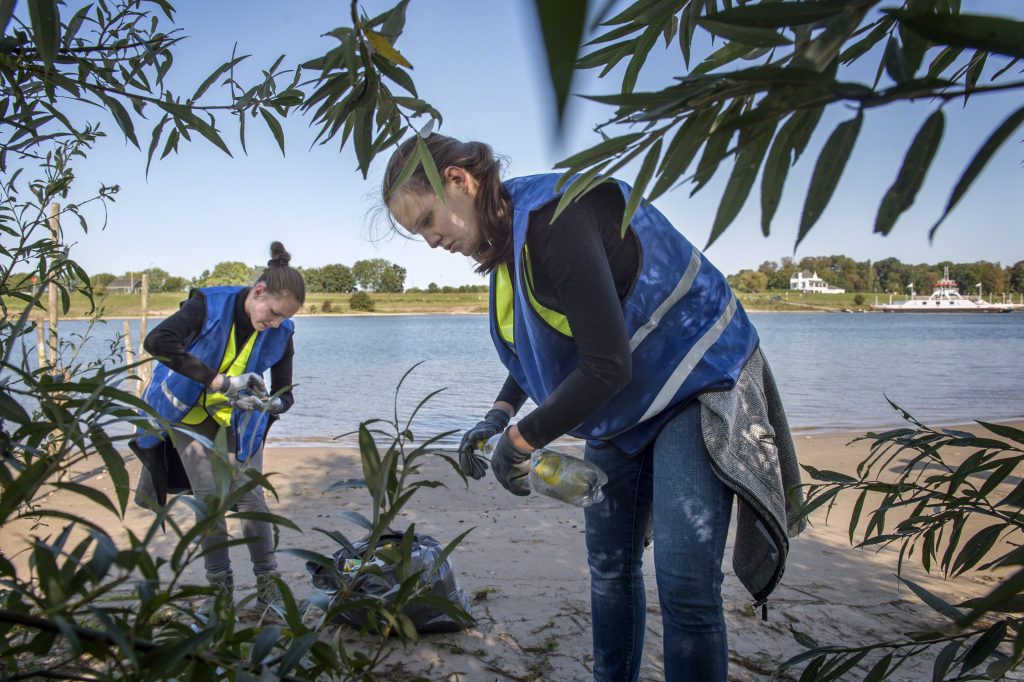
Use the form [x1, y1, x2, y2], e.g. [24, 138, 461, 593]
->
[123, 320, 137, 395]
[47, 203, 60, 372]
[139, 273, 150, 384]
[36, 321, 46, 370]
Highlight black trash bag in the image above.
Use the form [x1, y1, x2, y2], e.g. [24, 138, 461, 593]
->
[305, 532, 472, 634]
[130, 436, 191, 510]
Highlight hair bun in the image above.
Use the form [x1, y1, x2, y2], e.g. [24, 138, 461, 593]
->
[268, 241, 291, 267]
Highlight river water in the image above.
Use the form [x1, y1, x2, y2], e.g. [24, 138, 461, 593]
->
[13, 312, 1024, 447]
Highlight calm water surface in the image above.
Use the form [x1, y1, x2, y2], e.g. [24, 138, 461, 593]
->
[17, 312, 1024, 447]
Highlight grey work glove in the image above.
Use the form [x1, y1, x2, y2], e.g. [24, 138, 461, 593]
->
[221, 373, 266, 400]
[458, 408, 510, 480]
[490, 430, 531, 497]
[233, 395, 286, 414]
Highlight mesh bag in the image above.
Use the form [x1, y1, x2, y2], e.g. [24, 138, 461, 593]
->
[306, 532, 472, 634]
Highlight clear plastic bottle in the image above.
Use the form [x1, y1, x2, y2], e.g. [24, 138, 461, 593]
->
[481, 434, 608, 508]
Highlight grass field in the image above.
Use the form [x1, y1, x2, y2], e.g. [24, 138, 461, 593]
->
[17, 288, 888, 320]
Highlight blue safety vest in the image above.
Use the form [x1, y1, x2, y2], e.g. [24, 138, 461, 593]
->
[135, 286, 294, 462]
[489, 174, 758, 452]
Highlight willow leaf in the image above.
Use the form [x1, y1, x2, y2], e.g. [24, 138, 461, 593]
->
[889, 11, 1024, 58]
[797, 111, 863, 247]
[0, 0, 15, 34]
[691, 128, 732, 195]
[532, 0, 586, 122]
[260, 109, 285, 155]
[622, 24, 661, 94]
[648, 107, 718, 201]
[875, 109, 944, 235]
[707, 123, 773, 248]
[696, 19, 792, 48]
[28, 0, 60, 71]
[701, 0, 854, 29]
[621, 138, 662, 235]
[760, 114, 798, 236]
[554, 132, 643, 170]
[932, 105, 1024, 239]
[416, 136, 445, 201]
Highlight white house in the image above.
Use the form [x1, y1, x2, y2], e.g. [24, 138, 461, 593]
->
[789, 271, 845, 294]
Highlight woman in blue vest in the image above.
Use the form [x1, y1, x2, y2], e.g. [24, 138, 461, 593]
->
[136, 241, 304, 614]
[381, 135, 802, 681]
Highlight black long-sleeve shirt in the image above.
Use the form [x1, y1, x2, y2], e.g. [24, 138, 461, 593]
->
[143, 288, 295, 413]
[498, 182, 640, 448]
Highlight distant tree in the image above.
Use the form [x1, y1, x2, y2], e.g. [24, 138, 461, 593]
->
[727, 269, 768, 293]
[203, 261, 253, 286]
[1009, 261, 1024, 294]
[353, 258, 405, 292]
[162, 276, 189, 292]
[90, 273, 116, 290]
[757, 260, 778, 277]
[379, 263, 406, 293]
[427, 282, 439, 293]
[298, 266, 325, 292]
[320, 263, 356, 293]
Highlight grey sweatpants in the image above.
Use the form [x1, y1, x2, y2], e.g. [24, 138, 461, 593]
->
[177, 418, 277, 576]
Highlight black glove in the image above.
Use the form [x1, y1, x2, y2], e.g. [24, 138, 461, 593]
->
[490, 430, 531, 496]
[458, 408, 511, 480]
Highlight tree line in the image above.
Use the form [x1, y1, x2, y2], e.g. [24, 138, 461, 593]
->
[728, 256, 1024, 295]
[87, 258, 409, 294]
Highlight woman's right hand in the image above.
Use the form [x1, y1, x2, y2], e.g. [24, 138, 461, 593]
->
[216, 372, 267, 400]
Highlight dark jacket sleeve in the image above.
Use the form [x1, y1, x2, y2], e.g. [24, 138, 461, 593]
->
[514, 195, 633, 448]
[143, 294, 217, 386]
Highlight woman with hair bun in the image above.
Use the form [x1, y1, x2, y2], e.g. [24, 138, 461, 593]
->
[134, 241, 305, 617]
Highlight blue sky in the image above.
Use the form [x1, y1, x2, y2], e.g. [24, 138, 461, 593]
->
[63, 0, 1023, 289]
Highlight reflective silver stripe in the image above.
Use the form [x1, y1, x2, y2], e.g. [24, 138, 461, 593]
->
[630, 249, 702, 351]
[637, 295, 738, 423]
[161, 381, 191, 412]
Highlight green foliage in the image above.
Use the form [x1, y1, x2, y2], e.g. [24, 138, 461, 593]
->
[321, 299, 333, 313]
[349, 290, 375, 312]
[535, 1, 1024, 247]
[352, 258, 406, 293]
[202, 261, 253, 286]
[300, 0, 441, 178]
[853, 293, 865, 305]
[727, 269, 768, 293]
[784, 408, 1024, 680]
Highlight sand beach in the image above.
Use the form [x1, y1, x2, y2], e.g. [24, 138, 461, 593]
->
[3, 421, 1023, 681]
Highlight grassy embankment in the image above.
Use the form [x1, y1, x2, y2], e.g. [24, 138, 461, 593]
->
[25, 289, 885, 319]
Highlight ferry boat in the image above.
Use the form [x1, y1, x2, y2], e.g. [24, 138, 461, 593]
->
[872, 268, 1017, 313]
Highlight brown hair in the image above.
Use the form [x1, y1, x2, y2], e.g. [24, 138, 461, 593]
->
[382, 134, 513, 274]
[255, 241, 306, 305]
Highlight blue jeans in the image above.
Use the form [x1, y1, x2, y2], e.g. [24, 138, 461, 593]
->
[585, 400, 734, 681]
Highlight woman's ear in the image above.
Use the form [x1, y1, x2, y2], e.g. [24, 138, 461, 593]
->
[251, 281, 266, 298]
[444, 166, 468, 191]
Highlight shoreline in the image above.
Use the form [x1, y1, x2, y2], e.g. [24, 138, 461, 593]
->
[45, 307, 1024, 322]
[265, 417, 1024, 448]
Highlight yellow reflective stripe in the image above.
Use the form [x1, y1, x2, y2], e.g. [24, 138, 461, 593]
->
[522, 245, 572, 338]
[181, 324, 259, 427]
[494, 263, 515, 345]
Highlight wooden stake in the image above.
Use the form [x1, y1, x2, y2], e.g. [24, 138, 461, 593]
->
[139, 273, 150, 384]
[123, 320, 137, 396]
[47, 203, 60, 372]
[36, 321, 46, 370]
